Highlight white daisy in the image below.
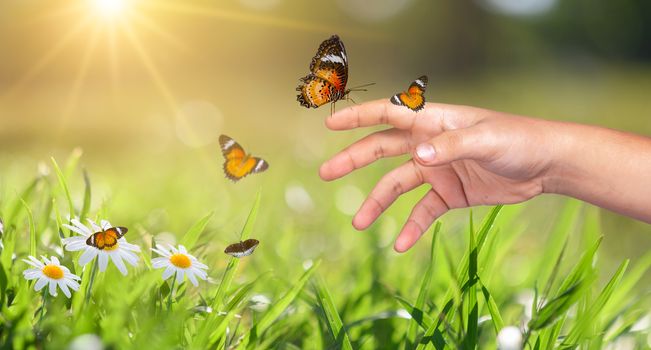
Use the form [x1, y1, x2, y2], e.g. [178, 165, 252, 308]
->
[23, 255, 81, 298]
[151, 244, 208, 286]
[62, 218, 140, 276]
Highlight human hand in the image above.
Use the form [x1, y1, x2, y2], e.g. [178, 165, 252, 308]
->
[319, 99, 563, 252]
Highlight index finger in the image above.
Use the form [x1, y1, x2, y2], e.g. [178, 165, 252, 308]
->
[326, 99, 418, 131]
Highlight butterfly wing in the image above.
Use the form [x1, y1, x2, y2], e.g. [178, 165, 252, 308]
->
[219, 134, 269, 182]
[86, 226, 128, 250]
[390, 75, 428, 112]
[224, 239, 260, 258]
[297, 76, 336, 108]
[297, 35, 349, 108]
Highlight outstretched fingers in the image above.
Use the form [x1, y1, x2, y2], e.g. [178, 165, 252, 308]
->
[320, 128, 413, 181]
[353, 160, 424, 230]
[326, 99, 419, 131]
[394, 190, 449, 252]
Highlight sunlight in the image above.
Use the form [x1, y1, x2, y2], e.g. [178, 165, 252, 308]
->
[93, 0, 127, 18]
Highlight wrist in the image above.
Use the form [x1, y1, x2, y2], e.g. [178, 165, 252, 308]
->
[540, 121, 589, 196]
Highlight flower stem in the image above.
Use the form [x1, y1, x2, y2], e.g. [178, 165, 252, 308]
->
[167, 273, 176, 311]
[38, 288, 48, 327]
[84, 259, 99, 305]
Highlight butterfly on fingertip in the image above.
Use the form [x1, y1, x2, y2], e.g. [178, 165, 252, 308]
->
[219, 135, 268, 182]
[86, 226, 128, 250]
[224, 239, 259, 258]
[390, 75, 428, 112]
[296, 35, 373, 113]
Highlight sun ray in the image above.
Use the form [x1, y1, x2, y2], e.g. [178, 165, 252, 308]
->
[120, 21, 178, 110]
[142, 1, 382, 39]
[0, 17, 91, 101]
[129, 12, 191, 54]
[120, 21, 221, 172]
[59, 24, 102, 133]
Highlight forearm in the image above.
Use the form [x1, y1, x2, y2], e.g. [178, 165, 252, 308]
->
[543, 122, 651, 223]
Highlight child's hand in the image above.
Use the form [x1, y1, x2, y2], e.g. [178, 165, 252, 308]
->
[320, 99, 651, 252]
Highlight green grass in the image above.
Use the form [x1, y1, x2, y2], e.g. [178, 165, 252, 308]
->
[0, 152, 649, 350]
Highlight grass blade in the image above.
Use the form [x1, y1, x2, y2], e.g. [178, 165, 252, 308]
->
[313, 274, 353, 350]
[242, 260, 321, 348]
[562, 259, 629, 347]
[395, 296, 436, 331]
[479, 280, 504, 334]
[51, 157, 75, 216]
[20, 199, 36, 257]
[212, 191, 262, 310]
[80, 169, 92, 222]
[179, 211, 214, 251]
[405, 222, 441, 350]
[463, 213, 479, 350]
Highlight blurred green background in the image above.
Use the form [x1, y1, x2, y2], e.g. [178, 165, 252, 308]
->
[0, 0, 650, 285]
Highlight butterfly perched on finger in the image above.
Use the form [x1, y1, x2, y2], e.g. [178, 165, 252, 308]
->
[224, 239, 259, 258]
[86, 226, 128, 250]
[296, 35, 373, 113]
[219, 135, 268, 182]
[390, 75, 428, 112]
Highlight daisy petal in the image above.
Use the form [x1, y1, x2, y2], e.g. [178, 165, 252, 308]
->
[162, 265, 175, 281]
[152, 257, 169, 269]
[98, 252, 109, 272]
[58, 280, 71, 298]
[50, 256, 60, 265]
[187, 270, 199, 287]
[179, 245, 187, 254]
[176, 270, 185, 285]
[34, 277, 48, 291]
[119, 250, 139, 266]
[48, 280, 57, 297]
[110, 253, 128, 276]
[78, 249, 98, 266]
[62, 224, 89, 237]
[71, 218, 92, 235]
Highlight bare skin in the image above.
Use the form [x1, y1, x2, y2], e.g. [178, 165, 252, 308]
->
[319, 99, 651, 253]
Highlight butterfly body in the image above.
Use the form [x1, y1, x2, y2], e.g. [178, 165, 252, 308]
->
[390, 75, 428, 112]
[224, 239, 260, 258]
[86, 227, 128, 250]
[219, 135, 268, 182]
[297, 35, 350, 109]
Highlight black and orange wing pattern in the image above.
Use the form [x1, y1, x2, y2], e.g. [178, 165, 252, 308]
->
[390, 75, 428, 112]
[86, 226, 128, 250]
[224, 238, 260, 258]
[219, 135, 268, 182]
[297, 35, 350, 108]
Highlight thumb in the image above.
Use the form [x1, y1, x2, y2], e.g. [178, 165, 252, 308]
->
[413, 128, 490, 166]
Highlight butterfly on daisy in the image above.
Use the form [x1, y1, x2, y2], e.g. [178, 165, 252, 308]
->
[390, 75, 428, 112]
[85, 226, 128, 250]
[219, 135, 268, 182]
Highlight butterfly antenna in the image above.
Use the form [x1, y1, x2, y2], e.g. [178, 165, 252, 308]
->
[349, 82, 376, 92]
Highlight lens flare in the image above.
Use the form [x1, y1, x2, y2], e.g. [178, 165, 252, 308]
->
[93, 0, 126, 18]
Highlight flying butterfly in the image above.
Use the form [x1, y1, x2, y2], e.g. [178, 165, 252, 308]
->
[86, 226, 128, 250]
[390, 75, 428, 112]
[219, 135, 268, 182]
[296, 35, 372, 114]
[224, 239, 260, 258]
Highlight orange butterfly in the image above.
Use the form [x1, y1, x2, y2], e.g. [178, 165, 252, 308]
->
[86, 227, 128, 250]
[390, 75, 428, 112]
[219, 135, 269, 182]
[297, 35, 349, 110]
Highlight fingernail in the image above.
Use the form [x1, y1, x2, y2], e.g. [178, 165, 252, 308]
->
[416, 144, 436, 163]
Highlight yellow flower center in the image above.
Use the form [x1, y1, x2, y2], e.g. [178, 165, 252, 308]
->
[103, 243, 119, 251]
[42, 264, 64, 280]
[170, 253, 192, 269]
